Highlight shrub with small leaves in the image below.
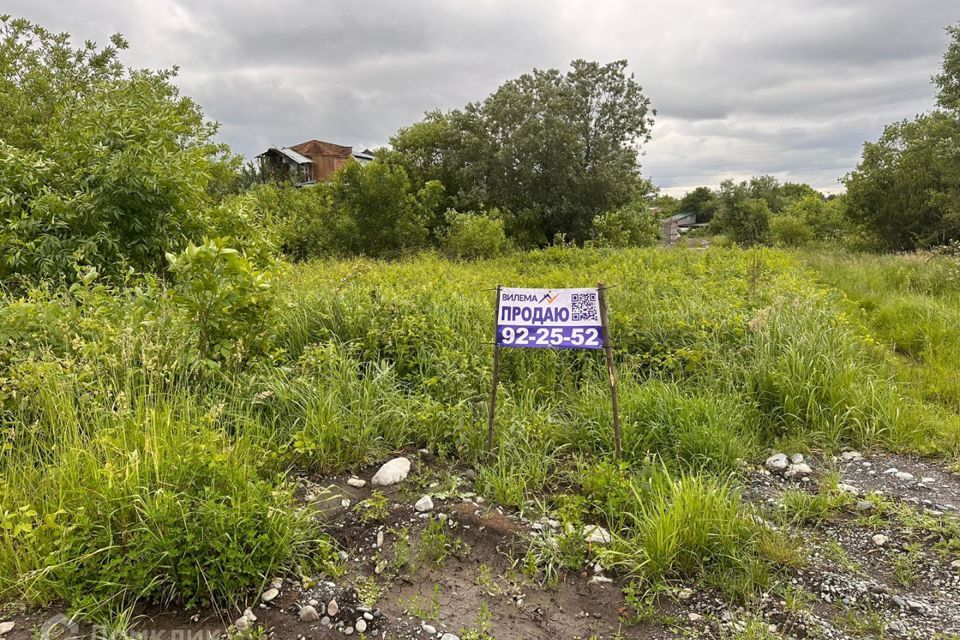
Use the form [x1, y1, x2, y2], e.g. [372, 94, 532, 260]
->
[166, 239, 274, 363]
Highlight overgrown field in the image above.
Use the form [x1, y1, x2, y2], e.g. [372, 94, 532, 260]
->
[2, 247, 958, 626]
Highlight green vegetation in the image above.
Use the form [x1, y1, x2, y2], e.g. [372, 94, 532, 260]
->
[6, 242, 960, 623]
[7, 11, 960, 636]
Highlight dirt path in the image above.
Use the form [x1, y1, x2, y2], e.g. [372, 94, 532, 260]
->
[6, 450, 960, 640]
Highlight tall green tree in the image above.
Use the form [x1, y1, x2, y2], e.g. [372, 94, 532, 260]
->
[935, 22, 960, 113]
[844, 113, 960, 249]
[844, 22, 960, 250]
[678, 186, 720, 222]
[388, 60, 655, 245]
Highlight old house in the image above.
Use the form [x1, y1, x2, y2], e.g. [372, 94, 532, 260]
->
[661, 211, 700, 245]
[257, 139, 374, 186]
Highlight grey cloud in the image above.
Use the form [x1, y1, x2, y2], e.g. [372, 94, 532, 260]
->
[4, 0, 957, 194]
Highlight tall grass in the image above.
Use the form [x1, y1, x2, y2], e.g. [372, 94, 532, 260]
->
[0, 246, 947, 619]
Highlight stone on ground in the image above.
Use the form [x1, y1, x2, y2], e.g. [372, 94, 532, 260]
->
[414, 495, 434, 512]
[765, 453, 789, 473]
[347, 477, 366, 488]
[371, 457, 411, 486]
[299, 605, 320, 622]
[261, 588, 279, 603]
[583, 524, 612, 544]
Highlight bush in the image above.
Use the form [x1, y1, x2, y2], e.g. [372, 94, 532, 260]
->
[166, 239, 275, 363]
[0, 17, 221, 286]
[592, 201, 661, 248]
[249, 183, 337, 261]
[441, 210, 508, 259]
[715, 198, 771, 246]
[330, 160, 444, 257]
[770, 215, 814, 247]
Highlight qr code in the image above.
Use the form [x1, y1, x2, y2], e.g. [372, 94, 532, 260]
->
[571, 292, 599, 322]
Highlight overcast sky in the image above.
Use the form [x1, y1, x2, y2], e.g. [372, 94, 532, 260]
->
[5, 0, 957, 195]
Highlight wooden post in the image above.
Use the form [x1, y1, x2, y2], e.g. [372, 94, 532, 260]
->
[597, 282, 622, 461]
[486, 285, 503, 451]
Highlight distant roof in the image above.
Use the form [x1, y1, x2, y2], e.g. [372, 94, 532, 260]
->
[352, 150, 374, 161]
[290, 139, 353, 159]
[667, 211, 698, 223]
[256, 146, 312, 165]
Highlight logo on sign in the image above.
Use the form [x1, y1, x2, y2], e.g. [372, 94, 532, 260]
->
[496, 287, 603, 350]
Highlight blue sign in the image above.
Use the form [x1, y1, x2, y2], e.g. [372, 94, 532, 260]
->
[496, 287, 604, 349]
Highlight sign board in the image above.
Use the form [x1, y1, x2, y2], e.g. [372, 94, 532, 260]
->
[495, 287, 603, 349]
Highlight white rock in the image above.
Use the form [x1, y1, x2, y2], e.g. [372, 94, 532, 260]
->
[951, 559, 960, 569]
[0, 622, 16, 636]
[327, 599, 339, 617]
[784, 462, 813, 478]
[234, 617, 250, 632]
[841, 450, 863, 462]
[688, 613, 703, 622]
[347, 477, 366, 488]
[678, 588, 694, 600]
[872, 534, 889, 547]
[344, 627, 353, 635]
[440, 634, 460, 640]
[261, 588, 279, 603]
[371, 457, 411, 486]
[895, 471, 915, 481]
[589, 575, 613, 584]
[765, 453, 789, 473]
[243, 608, 257, 622]
[790, 453, 805, 464]
[837, 483, 860, 495]
[271, 577, 283, 589]
[340, 498, 351, 508]
[883, 467, 899, 475]
[421, 623, 437, 634]
[299, 605, 320, 622]
[415, 495, 434, 512]
[355, 619, 367, 633]
[920, 477, 936, 484]
[583, 525, 612, 544]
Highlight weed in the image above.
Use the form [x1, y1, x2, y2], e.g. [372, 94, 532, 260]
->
[835, 603, 886, 637]
[355, 576, 382, 608]
[892, 543, 923, 587]
[405, 584, 441, 620]
[475, 564, 503, 597]
[357, 491, 390, 524]
[419, 517, 470, 567]
[389, 526, 412, 573]
[459, 602, 495, 640]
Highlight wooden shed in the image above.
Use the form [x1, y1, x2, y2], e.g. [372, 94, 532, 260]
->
[257, 139, 374, 186]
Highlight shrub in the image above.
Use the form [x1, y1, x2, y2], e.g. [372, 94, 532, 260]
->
[591, 201, 661, 248]
[249, 183, 338, 261]
[441, 210, 508, 259]
[715, 198, 771, 246]
[770, 215, 814, 247]
[330, 160, 444, 257]
[0, 18, 220, 285]
[166, 239, 274, 363]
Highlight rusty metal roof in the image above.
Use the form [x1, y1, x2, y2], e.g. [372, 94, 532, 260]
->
[290, 139, 353, 159]
[256, 146, 312, 165]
